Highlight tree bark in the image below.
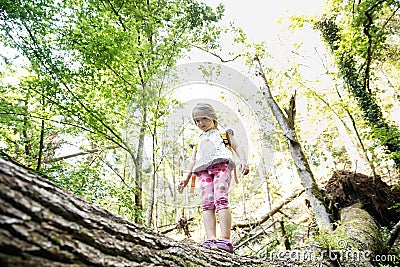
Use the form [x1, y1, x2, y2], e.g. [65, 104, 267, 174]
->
[36, 119, 45, 171]
[0, 158, 273, 266]
[340, 204, 382, 252]
[134, 108, 147, 224]
[336, 204, 384, 266]
[298, 204, 386, 267]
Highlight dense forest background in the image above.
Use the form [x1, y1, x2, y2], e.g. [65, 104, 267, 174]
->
[1, 0, 399, 265]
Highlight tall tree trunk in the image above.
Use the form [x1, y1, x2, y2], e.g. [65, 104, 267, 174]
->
[146, 119, 158, 227]
[36, 119, 45, 171]
[145, 163, 156, 227]
[334, 88, 377, 178]
[134, 109, 147, 224]
[36, 89, 46, 171]
[22, 99, 32, 165]
[254, 55, 332, 231]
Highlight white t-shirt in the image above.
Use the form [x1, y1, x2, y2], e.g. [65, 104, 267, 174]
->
[193, 129, 235, 173]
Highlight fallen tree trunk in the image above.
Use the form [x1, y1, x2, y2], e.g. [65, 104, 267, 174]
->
[339, 204, 382, 255]
[321, 204, 386, 267]
[0, 158, 273, 266]
[1, 158, 392, 266]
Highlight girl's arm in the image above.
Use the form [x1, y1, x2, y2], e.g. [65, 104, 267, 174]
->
[178, 148, 197, 193]
[228, 133, 249, 175]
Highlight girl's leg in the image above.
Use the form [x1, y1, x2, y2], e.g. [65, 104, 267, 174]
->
[217, 208, 231, 240]
[209, 162, 232, 240]
[203, 209, 217, 240]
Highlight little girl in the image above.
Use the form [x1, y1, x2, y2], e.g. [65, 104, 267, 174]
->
[178, 103, 249, 253]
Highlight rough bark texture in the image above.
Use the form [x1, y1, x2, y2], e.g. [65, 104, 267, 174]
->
[0, 158, 272, 267]
[340, 204, 383, 254]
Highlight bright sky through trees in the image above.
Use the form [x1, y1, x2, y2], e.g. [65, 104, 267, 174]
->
[172, 1, 329, 187]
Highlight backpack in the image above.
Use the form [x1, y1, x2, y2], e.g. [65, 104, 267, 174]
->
[189, 129, 239, 195]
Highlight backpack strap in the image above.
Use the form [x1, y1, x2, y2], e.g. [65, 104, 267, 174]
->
[221, 129, 234, 152]
[189, 174, 196, 196]
[222, 129, 239, 185]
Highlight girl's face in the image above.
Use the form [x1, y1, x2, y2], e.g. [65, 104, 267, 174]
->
[193, 114, 215, 132]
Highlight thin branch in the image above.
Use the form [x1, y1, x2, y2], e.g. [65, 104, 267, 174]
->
[234, 221, 279, 249]
[98, 155, 129, 187]
[334, 87, 377, 178]
[193, 45, 243, 63]
[102, 0, 127, 31]
[232, 189, 304, 229]
[385, 219, 400, 252]
[1, 110, 136, 166]
[43, 145, 119, 163]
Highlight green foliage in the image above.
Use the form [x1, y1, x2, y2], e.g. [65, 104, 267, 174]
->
[375, 227, 400, 267]
[45, 156, 143, 220]
[107, 186, 142, 222]
[316, 0, 400, 170]
[0, 0, 223, 159]
[313, 223, 351, 251]
[0, 0, 223, 224]
[47, 160, 105, 199]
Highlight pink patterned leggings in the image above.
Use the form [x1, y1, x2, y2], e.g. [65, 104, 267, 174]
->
[197, 161, 232, 211]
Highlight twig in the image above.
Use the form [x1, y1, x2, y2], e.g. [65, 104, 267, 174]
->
[232, 188, 305, 229]
[193, 45, 243, 63]
[43, 145, 119, 163]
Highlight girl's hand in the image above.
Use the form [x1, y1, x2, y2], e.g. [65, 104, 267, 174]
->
[240, 162, 249, 175]
[178, 179, 190, 193]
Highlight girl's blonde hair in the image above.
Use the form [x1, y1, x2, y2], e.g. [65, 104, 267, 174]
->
[192, 103, 218, 128]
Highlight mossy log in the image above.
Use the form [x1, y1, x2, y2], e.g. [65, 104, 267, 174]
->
[340, 204, 383, 254]
[290, 205, 386, 267]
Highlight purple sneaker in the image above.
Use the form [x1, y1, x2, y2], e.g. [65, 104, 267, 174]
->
[215, 239, 234, 253]
[202, 239, 217, 249]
